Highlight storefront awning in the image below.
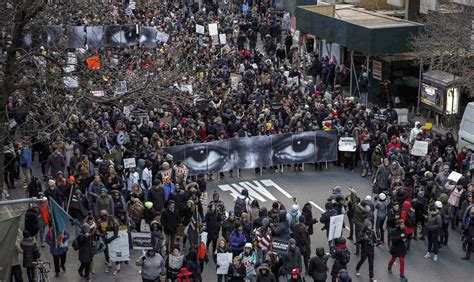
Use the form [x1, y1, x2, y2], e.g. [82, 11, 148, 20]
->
[295, 4, 424, 55]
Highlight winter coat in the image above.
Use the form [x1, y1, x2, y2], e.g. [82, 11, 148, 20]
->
[229, 231, 247, 252]
[95, 195, 114, 217]
[148, 186, 165, 212]
[170, 188, 188, 212]
[425, 210, 443, 231]
[47, 154, 65, 177]
[204, 210, 222, 241]
[331, 245, 349, 277]
[302, 203, 318, 235]
[256, 270, 277, 282]
[281, 246, 303, 275]
[292, 222, 311, 256]
[401, 201, 415, 234]
[353, 204, 370, 230]
[24, 208, 40, 237]
[161, 208, 179, 235]
[228, 263, 247, 282]
[357, 227, 377, 254]
[375, 164, 390, 189]
[136, 253, 165, 280]
[308, 248, 329, 281]
[389, 227, 406, 257]
[77, 234, 94, 263]
[46, 231, 70, 256]
[272, 221, 291, 240]
[222, 218, 236, 241]
[21, 237, 40, 268]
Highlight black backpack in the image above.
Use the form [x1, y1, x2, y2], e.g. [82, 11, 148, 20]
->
[405, 210, 416, 227]
[341, 248, 351, 264]
[234, 197, 246, 217]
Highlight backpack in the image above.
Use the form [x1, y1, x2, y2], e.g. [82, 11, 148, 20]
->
[405, 210, 416, 227]
[341, 248, 351, 264]
[234, 197, 246, 217]
[197, 242, 206, 260]
[72, 237, 80, 251]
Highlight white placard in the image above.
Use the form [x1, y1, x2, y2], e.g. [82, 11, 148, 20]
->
[216, 252, 233, 274]
[208, 23, 218, 36]
[448, 171, 463, 183]
[470, 155, 474, 170]
[328, 214, 344, 242]
[64, 76, 79, 88]
[211, 35, 219, 46]
[338, 137, 357, 152]
[123, 158, 136, 168]
[411, 140, 429, 156]
[107, 229, 130, 261]
[196, 24, 205, 34]
[131, 232, 152, 250]
[91, 90, 105, 97]
[361, 143, 370, 152]
[115, 81, 127, 95]
[116, 131, 125, 145]
[219, 33, 227, 45]
[156, 31, 169, 43]
[9, 119, 17, 129]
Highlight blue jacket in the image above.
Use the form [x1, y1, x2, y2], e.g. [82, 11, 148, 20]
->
[229, 231, 247, 251]
[20, 147, 32, 168]
[163, 183, 175, 202]
[46, 230, 70, 256]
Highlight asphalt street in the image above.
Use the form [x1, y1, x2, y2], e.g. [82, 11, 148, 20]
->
[10, 164, 474, 281]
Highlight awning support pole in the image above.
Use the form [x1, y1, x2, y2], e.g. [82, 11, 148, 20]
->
[349, 50, 354, 97]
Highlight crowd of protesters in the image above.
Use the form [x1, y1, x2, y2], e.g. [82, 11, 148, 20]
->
[4, 0, 474, 282]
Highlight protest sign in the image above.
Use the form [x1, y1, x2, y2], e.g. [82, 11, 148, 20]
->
[211, 35, 219, 46]
[411, 140, 429, 156]
[115, 81, 127, 95]
[270, 237, 289, 254]
[216, 253, 233, 274]
[123, 158, 136, 168]
[208, 23, 218, 36]
[361, 143, 370, 152]
[64, 76, 79, 88]
[131, 232, 152, 250]
[338, 137, 357, 152]
[448, 171, 463, 183]
[140, 219, 150, 232]
[116, 131, 125, 145]
[9, 119, 17, 129]
[470, 155, 474, 170]
[169, 255, 184, 269]
[123, 106, 131, 117]
[373, 114, 387, 121]
[196, 24, 205, 34]
[107, 227, 130, 261]
[328, 214, 344, 241]
[156, 31, 169, 43]
[91, 90, 105, 97]
[200, 192, 208, 206]
[219, 33, 227, 45]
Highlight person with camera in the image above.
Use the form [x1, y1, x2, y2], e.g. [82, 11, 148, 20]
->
[136, 249, 165, 282]
[387, 219, 407, 282]
[75, 223, 94, 281]
[355, 221, 377, 281]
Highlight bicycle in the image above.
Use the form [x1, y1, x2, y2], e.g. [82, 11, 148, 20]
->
[32, 260, 51, 282]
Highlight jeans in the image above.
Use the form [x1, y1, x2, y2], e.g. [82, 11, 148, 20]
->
[256, 248, 269, 266]
[356, 251, 374, 278]
[20, 167, 31, 186]
[53, 253, 66, 274]
[388, 256, 405, 276]
[375, 216, 386, 242]
[428, 230, 440, 254]
[10, 264, 23, 282]
[450, 205, 458, 229]
[217, 274, 227, 282]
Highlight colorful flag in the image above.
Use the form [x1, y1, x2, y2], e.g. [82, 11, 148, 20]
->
[37, 199, 50, 224]
[48, 197, 72, 248]
[0, 215, 22, 281]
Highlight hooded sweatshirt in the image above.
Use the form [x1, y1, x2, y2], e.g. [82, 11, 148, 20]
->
[401, 201, 414, 234]
[409, 121, 422, 143]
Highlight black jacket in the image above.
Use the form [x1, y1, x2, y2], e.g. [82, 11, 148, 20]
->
[308, 248, 329, 281]
[204, 210, 222, 240]
[161, 208, 179, 235]
[281, 247, 303, 275]
[77, 234, 94, 263]
[292, 222, 311, 256]
[302, 203, 318, 235]
[357, 227, 377, 254]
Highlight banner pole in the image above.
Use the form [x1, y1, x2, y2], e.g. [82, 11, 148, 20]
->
[260, 167, 262, 177]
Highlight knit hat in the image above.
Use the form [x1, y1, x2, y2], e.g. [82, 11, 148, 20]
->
[48, 179, 56, 187]
[435, 201, 443, 209]
[244, 243, 253, 249]
[298, 215, 306, 223]
[262, 218, 270, 226]
[144, 202, 153, 209]
[378, 193, 386, 201]
[100, 187, 107, 193]
[228, 210, 235, 217]
[289, 238, 296, 245]
[81, 223, 91, 233]
[333, 186, 342, 195]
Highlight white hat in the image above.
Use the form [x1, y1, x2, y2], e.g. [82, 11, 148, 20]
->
[435, 201, 443, 209]
[378, 193, 386, 201]
[365, 195, 372, 201]
[48, 179, 56, 187]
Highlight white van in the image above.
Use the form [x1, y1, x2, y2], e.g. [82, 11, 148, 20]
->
[458, 102, 474, 150]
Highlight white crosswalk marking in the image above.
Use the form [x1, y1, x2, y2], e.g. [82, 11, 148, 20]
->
[217, 179, 292, 202]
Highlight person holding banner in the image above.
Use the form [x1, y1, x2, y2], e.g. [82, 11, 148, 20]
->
[165, 246, 184, 280]
[97, 210, 119, 274]
[214, 239, 230, 282]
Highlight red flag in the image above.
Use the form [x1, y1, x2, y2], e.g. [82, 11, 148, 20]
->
[37, 200, 50, 225]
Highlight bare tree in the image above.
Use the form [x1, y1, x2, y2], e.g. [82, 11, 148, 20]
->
[0, 0, 198, 198]
[410, 4, 474, 96]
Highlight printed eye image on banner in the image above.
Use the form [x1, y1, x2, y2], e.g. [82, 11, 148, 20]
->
[105, 25, 139, 47]
[140, 26, 158, 48]
[67, 26, 85, 48]
[316, 130, 338, 162]
[271, 133, 294, 165]
[204, 140, 231, 174]
[184, 144, 209, 175]
[291, 131, 317, 164]
[86, 26, 104, 49]
[162, 131, 337, 175]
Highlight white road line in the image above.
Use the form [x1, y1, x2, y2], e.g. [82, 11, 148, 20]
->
[309, 201, 350, 231]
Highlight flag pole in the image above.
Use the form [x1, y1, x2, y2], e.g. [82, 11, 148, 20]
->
[0, 197, 46, 207]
